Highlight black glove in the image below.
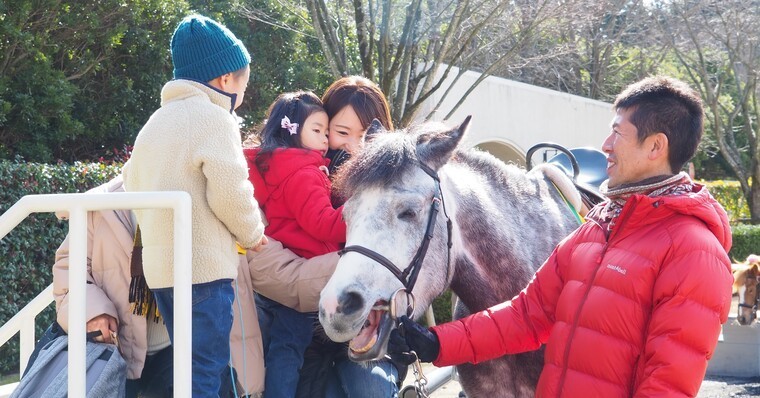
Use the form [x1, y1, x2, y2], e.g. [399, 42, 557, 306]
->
[386, 316, 440, 364]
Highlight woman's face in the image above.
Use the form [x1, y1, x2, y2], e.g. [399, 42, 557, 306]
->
[328, 105, 365, 154]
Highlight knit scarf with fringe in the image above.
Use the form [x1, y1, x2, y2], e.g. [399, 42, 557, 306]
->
[128, 226, 160, 322]
[589, 172, 694, 232]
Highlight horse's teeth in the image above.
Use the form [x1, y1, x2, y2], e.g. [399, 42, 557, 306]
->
[349, 333, 378, 353]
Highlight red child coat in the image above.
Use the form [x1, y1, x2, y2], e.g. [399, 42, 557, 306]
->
[244, 147, 346, 258]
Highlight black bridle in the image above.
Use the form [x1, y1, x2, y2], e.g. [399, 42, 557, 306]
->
[738, 279, 760, 321]
[338, 161, 453, 313]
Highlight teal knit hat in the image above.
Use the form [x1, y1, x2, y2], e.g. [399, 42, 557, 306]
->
[171, 14, 251, 82]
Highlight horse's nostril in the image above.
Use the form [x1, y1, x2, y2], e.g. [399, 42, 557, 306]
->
[337, 291, 364, 315]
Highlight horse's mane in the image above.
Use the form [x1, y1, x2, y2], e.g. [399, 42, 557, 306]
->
[333, 121, 528, 200]
[334, 124, 450, 198]
[734, 266, 752, 293]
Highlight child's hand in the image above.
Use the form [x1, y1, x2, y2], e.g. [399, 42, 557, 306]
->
[250, 235, 269, 253]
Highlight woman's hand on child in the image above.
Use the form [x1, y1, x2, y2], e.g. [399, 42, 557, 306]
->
[87, 314, 118, 344]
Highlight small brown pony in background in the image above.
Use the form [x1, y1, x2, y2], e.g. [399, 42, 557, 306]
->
[733, 254, 760, 325]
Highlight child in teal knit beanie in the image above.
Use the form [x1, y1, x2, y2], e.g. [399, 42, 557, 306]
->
[171, 14, 252, 109]
[123, 14, 267, 397]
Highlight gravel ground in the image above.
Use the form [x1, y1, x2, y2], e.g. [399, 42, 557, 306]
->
[698, 376, 760, 397]
[408, 375, 760, 397]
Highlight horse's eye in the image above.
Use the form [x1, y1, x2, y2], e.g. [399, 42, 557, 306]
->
[398, 209, 416, 220]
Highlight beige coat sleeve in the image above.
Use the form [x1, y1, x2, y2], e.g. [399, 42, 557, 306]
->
[247, 238, 339, 313]
[52, 211, 118, 332]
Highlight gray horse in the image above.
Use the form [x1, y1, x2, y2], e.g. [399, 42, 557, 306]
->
[319, 117, 581, 397]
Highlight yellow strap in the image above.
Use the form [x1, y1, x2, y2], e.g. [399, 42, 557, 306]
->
[236, 242, 246, 255]
[551, 182, 584, 225]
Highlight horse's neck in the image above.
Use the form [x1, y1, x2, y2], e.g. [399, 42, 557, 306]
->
[448, 255, 535, 314]
[440, 162, 572, 315]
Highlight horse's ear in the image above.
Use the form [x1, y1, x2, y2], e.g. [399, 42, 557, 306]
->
[365, 119, 385, 142]
[458, 115, 472, 135]
[748, 254, 760, 266]
[416, 115, 472, 170]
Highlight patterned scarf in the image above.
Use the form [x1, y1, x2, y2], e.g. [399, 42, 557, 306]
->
[590, 172, 694, 232]
[128, 226, 160, 322]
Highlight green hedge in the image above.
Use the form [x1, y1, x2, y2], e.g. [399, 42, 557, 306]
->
[698, 179, 757, 261]
[730, 224, 760, 263]
[0, 159, 120, 375]
[701, 179, 751, 222]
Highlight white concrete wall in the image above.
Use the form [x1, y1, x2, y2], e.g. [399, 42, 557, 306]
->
[413, 66, 614, 162]
[707, 318, 760, 377]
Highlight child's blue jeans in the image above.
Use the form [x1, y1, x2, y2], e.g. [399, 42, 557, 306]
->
[256, 294, 315, 398]
[153, 279, 235, 398]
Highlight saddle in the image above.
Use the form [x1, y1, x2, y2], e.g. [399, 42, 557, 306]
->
[527, 143, 608, 216]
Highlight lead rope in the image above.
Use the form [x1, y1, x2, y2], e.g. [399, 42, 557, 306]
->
[411, 351, 430, 398]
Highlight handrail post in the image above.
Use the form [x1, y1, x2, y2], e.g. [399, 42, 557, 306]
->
[173, 196, 192, 396]
[19, 318, 35, 375]
[67, 207, 87, 397]
[0, 192, 192, 396]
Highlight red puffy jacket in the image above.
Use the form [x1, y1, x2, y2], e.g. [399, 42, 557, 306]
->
[432, 184, 733, 397]
[244, 147, 346, 258]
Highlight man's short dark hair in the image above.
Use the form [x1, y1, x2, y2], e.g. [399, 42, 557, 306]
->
[614, 76, 704, 173]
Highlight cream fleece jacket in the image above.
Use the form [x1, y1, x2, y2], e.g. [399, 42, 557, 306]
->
[123, 79, 265, 288]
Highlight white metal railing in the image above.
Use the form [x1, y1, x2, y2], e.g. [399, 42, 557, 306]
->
[400, 366, 456, 398]
[0, 192, 192, 397]
[0, 284, 54, 375]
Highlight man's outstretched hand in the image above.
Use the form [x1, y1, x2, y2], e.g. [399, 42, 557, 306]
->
[387, 315, 440, 365]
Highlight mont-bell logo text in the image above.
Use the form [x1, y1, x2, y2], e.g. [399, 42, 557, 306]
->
[607, 264, 627, 275]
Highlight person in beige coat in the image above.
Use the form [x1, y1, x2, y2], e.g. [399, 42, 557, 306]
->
[122, 14, 268, 396]
[53, 176, 173, 397]
[54, 175, 338, 397]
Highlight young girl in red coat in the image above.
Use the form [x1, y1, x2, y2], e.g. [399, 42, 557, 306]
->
[243, 91, 346, 398]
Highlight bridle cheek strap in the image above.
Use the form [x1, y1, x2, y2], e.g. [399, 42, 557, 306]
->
[338, 160, 451, 295]
[737, 281, 760, 320]
[403, 198, 439, 291]
[339, 196, 439, 293]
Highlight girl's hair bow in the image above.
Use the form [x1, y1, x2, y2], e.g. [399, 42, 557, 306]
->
[281, 116, 299, 135]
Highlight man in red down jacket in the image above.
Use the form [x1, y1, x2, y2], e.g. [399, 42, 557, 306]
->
[388, 76, 734, 397]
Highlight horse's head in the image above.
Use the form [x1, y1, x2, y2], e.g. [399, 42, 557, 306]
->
[734, 261, 760, 325]
[318, 117, 471, 361]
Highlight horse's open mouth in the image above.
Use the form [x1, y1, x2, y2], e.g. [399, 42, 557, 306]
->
[348, 300, 394, 361]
